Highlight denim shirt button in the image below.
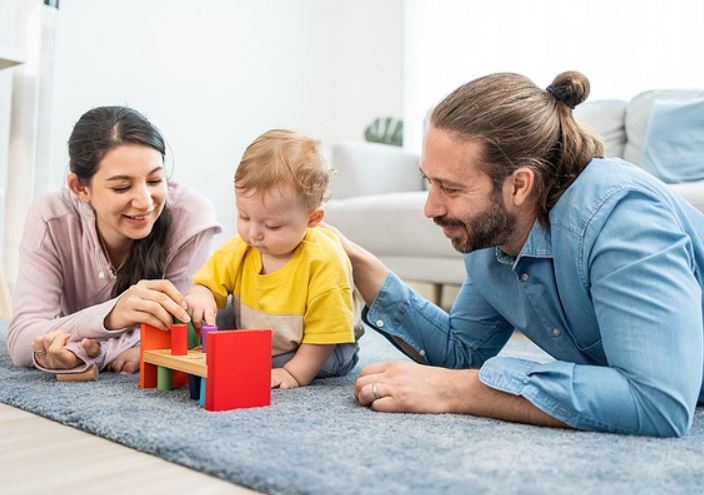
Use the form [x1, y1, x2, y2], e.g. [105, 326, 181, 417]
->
[520, 273, 530, 282]
[375, 319, 384, 328]
[551, 328, 561, 337]
[419, 349, 426, 357]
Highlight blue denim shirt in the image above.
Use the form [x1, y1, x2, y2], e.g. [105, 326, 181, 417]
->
[364, 158, 704, 437]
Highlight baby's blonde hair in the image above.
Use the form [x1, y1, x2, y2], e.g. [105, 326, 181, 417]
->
[235, 129, 331, 210]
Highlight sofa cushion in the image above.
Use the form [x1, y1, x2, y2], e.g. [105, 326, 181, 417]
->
[639, 98, 704, 184]
[330, 142, 423, 199]
[624, 89, 704, 166]
[574, 99, 627, 159]
[666, 181, 704, 213]
[326, 191, 460, 259]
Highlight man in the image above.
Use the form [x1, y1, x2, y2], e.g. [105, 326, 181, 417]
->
[340, 71, 704, 437]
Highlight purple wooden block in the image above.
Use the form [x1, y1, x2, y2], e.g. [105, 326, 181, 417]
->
[200, 324, 217, 353]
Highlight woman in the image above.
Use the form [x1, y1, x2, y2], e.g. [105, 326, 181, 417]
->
[7, 106, 221, 375]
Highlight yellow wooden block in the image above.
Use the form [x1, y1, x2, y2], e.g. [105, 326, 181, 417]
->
[142, 348, 208, 378]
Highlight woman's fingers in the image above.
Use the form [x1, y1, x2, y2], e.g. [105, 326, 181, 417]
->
[132, 309, 174, 331]
[81, 338, 101, 358]
[136, 280, 190, 318]
[132, 284, 189, 321]
[106, 279, 192, 330]
[124, 289, 190, 329]
[32, 331, 81, 370]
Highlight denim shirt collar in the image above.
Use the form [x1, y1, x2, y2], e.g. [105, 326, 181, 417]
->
[495, 221, 553, 266]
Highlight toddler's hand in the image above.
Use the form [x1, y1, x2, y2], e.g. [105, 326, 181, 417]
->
[184, 285, 217, 328]
[271, 367, 300, 389]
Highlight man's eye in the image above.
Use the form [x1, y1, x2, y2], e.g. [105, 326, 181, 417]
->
[112, 187, 129, 193]
[440, 184, 459, 194]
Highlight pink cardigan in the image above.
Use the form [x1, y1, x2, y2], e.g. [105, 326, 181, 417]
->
[7, 182, 222, 373]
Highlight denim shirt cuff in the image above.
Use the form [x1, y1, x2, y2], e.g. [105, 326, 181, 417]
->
[478, 356, 538, 395]
[479, 356, 584, 429]
[362, 272, 429, 363]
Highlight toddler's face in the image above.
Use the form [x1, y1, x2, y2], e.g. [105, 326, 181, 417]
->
[236, 184, 318, 259]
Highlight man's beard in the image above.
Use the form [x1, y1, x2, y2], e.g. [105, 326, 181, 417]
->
[433, 190, 516, 254]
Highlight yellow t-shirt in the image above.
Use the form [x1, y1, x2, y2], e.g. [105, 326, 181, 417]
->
[192, 227, 357, 356]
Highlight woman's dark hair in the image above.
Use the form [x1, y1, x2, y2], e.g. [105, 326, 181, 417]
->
[430, 71, 604, 224]
[68, 106, 171, 298]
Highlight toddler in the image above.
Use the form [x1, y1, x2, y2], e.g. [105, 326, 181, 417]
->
[185, 129, 361, 388]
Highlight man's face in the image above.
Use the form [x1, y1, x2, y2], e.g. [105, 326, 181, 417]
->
[420, 126, 516, 253]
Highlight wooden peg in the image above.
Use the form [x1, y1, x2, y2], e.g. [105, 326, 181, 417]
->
[56, 364, 99, 382]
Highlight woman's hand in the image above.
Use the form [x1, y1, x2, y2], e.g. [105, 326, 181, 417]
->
[184, 284, 217, 328]
[104, 279, 191, 331]
[32, 330, 101, 370]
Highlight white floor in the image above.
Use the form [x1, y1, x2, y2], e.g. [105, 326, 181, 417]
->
[0, 403, 258, 495]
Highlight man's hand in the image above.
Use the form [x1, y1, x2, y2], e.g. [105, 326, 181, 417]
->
[355, 360, 569, 428]
[184, 284, 218, 328]
[32, 331, 101, 371]
[354, 360, 471, 413]
[271, 367, 300, 389]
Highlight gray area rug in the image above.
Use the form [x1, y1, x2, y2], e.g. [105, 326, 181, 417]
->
[1, 320, 704, 495]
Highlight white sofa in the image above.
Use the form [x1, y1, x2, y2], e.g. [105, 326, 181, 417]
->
[325, 89, 704, 294]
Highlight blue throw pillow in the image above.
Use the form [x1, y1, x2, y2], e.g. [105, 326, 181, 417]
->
[640, 98, 704, 184]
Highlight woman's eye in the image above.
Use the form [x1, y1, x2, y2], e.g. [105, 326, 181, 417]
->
[112, 187, 129, 193]
[266, 225, 281, 231]
[148, 178, 163, 185]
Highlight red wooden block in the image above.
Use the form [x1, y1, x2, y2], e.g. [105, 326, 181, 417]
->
[170, 323, 188, 355]
[205, 329, 272, 411]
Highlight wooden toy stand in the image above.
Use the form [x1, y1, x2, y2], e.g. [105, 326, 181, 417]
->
[139, 323, 272, 411]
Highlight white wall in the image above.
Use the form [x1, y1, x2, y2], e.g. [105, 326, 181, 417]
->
[404, 0, 704, 153]
[0, 0, 19, 247]
[43, 0, 403, 249]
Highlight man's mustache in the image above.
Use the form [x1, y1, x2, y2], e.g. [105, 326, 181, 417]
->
[433, 216, 464, 228]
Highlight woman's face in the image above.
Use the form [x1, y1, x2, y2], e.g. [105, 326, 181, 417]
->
[72, 144, 167, 250]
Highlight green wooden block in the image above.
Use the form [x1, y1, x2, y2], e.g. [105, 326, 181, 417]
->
[157, 366, 173, 391]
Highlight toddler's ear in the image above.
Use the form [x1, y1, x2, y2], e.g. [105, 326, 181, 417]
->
[307, 207, 325, 228]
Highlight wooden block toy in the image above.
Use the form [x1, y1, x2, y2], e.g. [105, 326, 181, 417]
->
[205, 329, 272, 411]
[56, 364, 99, 382]
[188, 375, 201, 400]
[200, 324, 217, 353]
[170, 323, 188, 355]
[139, 324, 272, 411]
[173, 317, 200, 349]
[157, 366, 173, 391]
[139, 323, 188, 389]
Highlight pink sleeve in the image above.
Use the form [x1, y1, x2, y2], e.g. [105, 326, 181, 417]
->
[6, 204, 128, 370]
[7, 194, 219, 374]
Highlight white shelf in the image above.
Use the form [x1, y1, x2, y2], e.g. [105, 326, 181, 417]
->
[0, 45, 25, 71]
